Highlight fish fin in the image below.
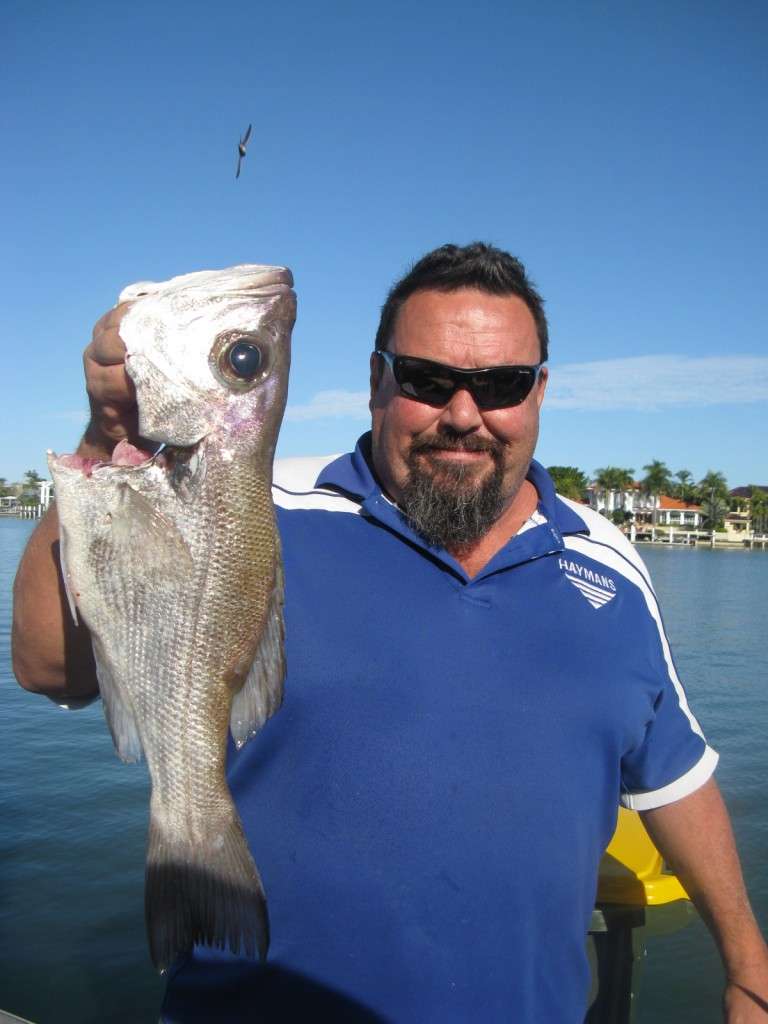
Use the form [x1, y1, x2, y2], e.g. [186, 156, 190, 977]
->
[229, 561, 285, 749]
[92, 637, 144, 763]
[56, 519, 79, 626]
[109, 483, 192, 579]
[145, 805, 268, 973]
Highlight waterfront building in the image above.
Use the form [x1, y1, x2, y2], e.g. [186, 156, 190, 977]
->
[38, 479, 52, 509]
[647, 496, 704, 530]
[585, 482, 701, 526]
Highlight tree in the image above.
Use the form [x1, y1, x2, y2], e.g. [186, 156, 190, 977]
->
[610, 508, 633, 527]
[642, 460, 672, 496]
[21, 469, 44, 506]
[0, 477, 11, 498]
[594, 467, 635, 514]
[547, 466, 588, 502]
[701, 492, 728, 532]
[748, 486, 768, 536]
[698, 470, 729, 499]
[673, 469, 694, 503]
[698, 471, 729, 534]
[642, 460, 673, 529]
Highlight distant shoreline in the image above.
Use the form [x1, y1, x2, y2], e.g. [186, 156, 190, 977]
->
[633, 538, 767, 551]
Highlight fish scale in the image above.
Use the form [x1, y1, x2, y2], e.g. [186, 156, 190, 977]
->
[49, 264, 295, 972]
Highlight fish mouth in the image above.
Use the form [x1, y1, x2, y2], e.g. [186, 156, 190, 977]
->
[53, 438, 202, 478]
[117, 266, 295, 305]
[206, 265, 294, 296]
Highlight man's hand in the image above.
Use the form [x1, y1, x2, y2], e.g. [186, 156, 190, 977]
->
[11, 301, 137, 698]
[80, 302, 138, 458]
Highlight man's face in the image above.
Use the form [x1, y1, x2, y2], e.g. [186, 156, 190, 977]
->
[369, 287, 548, 546]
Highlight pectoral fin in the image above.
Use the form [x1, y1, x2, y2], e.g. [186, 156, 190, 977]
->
[105, 483, 193, 579]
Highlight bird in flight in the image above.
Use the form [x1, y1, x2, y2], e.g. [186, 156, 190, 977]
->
[236, 124, 252, 179]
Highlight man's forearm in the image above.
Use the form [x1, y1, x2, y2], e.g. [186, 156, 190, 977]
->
[14, 297, 138, 701]
[641, 778, 768, 1009]
[11, 430, 109, 700]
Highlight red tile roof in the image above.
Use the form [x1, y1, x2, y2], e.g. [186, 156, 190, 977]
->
[658, 495, 702, 511]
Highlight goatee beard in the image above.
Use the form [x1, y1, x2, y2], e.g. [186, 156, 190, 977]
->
[399, 435, 506, 549]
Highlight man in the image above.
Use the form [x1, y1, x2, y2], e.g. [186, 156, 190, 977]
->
[12, 243, 768, 1022]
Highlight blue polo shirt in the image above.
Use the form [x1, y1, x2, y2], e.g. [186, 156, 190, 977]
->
[162, 434, 717, 1023]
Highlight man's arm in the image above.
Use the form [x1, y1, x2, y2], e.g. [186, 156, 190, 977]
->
[12, 502, 99, 699]
[11, 303, 136, 700]
[641, 778, 768, 1020]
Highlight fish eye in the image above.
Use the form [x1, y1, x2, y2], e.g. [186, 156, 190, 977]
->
[211, 332, 270, 390]
[227, 341, 262, 379]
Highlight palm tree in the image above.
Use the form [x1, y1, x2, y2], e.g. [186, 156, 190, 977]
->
[642, 460, 672, 495]
[642, 460, 672, 530]
[747, 486, 768, 537]
[698, 470, 728, 499]
[594, 467, 635, 514]
[701, 492, 728, 534]
[673, 469, 694, 503]
[698, 471, 729, 539]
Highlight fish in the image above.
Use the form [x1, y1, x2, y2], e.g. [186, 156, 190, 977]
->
[236, 123, 252, 179]
[48, 264, 296, 973]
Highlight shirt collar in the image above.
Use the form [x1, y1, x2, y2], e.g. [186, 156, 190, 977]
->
[525, 457, 590, 536]
[316, 432, 380, 500]
[315, 432, 590, 579]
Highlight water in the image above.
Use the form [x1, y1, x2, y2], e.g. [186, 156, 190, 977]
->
[1, 521, 766, 1023]
[0, 520, 164, 1022]
[630, 545, 768, 1022]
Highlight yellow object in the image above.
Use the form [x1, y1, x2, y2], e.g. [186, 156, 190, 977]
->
[597, 807, 689, 906]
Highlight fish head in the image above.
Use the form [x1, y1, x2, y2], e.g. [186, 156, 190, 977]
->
[119, 264, 295, 459]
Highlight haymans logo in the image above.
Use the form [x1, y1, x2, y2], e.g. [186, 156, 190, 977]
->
[558, 558, 617, 610]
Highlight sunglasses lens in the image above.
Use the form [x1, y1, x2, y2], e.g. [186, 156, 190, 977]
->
[471, 367, 536, 410]
[397, 363, 456, 406]
[390, 355, 538, 410]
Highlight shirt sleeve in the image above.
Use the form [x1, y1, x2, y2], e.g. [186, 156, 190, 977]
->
[618, 570, 718, 811]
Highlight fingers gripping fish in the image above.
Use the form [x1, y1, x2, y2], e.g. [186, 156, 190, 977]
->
[48, 265, 295, 972]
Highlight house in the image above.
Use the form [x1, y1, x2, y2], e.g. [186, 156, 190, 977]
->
[728, 485, 768, 539]
[729, 485, 768, 500]
[38, 479, 53, 508]
[586, 484, 702, 525]
[653, 495, 704, 528]
[587, 481, 644, 516]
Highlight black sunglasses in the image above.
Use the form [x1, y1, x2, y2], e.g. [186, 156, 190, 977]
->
[376, 350, 542, 411]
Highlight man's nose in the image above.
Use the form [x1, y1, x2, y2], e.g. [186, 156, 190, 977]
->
[437, 386, 483, 432]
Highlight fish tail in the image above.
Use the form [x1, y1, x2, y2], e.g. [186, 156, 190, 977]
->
[145, 810, 269, 974]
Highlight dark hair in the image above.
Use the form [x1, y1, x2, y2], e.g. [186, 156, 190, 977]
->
[374, 242, 549, 363]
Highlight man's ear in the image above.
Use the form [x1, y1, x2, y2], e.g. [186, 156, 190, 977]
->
[535, 365, 548, 410]
[369, 351, 381, 412]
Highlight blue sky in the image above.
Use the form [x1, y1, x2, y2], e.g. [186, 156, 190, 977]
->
[2, 0, 766, 488]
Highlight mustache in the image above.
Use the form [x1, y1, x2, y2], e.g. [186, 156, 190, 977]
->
[410, 434, 502, 458]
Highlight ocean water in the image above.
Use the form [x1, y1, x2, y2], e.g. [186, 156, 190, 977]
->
[1, 519, 765, 1023]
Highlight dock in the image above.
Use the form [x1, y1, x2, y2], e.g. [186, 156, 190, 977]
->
[0, 480, 51, 519]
